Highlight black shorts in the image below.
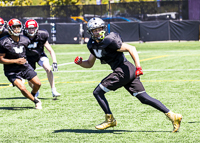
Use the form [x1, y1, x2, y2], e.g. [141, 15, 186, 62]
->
[5, 64, 37, 84]
[27, 53, 47, 70]
[101, 61, 145, 95]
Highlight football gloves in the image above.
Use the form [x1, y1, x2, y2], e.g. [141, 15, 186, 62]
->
[52, 63, 58, 71]
[74, 56, 82, 65]
[135, 66, 143, 78]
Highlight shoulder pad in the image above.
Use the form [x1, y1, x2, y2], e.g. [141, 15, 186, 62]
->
[37, 30, 49, 39]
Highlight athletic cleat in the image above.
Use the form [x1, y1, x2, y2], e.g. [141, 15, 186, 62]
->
[95, 114, 117, 130]
[34, 97, 42, 109]
[165, 111, 182, 133]
[52, 90, 61, 97]
[35, 90, 39, 98]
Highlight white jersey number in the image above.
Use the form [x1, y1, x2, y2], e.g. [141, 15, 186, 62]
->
[13, 46, 24, 53]
[28, 42, 38, 49]
[93, 49, 102, 58]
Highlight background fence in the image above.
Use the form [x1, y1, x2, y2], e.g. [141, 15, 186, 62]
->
[0, 0, 193, 23]
[0, 0, 199, 44]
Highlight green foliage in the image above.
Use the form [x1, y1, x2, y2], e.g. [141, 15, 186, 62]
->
[39, 0, 79, 5]
[0, 42, 200, 142]
[0, 0, 33, 6]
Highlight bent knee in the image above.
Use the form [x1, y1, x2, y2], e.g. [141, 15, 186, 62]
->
[44, 67, 52, 73]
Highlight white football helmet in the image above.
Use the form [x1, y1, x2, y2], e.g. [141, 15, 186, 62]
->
[87, 17, 107, 40]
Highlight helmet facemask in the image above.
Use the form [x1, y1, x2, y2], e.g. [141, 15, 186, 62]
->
[90, 27, 106, 41]
[87, 17, 107, 41]
[7, 19, 22, 36]
[25, 19, 39, 37]
[26, 27, 38, 37]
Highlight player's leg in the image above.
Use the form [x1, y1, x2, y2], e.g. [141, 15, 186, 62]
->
[93, 84, 117, 130]
[14, 78, 42, 109]
[137, 92, 182, 132]
[93, 70, 128, 130]
[29, 75, 41, 97]
[38, 56, 61, 97]
[27, 61, 40, 97]
[125, 78, 182, 132]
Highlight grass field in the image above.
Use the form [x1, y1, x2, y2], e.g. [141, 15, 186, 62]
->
[0, 41, 200, 142]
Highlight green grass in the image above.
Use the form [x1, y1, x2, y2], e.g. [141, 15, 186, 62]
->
[0, 41, 200, 142]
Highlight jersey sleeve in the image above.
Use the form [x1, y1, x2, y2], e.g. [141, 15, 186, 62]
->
[102, 32, 122, 51]
[41, 30, 49, 42]
[0, 43, 6, 54]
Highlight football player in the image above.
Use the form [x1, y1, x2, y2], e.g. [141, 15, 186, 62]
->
[0, 18, 42, 109]
[74, 17, 182, 132]
[0, 18, 9, 39]
[23, 19, 61, 98]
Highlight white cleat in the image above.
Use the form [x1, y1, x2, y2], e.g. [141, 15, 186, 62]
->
[52, 90, 61, 97]
[35, 97, 42, 109]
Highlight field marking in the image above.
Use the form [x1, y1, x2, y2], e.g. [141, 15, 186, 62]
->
[1, 79, 200, 89]
[36, 55, 169, 70]
[35, 68, 200, 73]
[140, 55, 169, 62]
[0, 77, 59, 89]
[36, 62, 74, 70]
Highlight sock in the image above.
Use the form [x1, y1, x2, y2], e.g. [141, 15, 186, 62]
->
[33, 97, 39, 103]
[52, 87, 56, 92]
[31, 92, 36, 97]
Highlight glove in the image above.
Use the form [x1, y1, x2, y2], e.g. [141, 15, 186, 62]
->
[52, 63, 58, 71]
[74, 56, 82, 65]
[135, 66, 143, 78]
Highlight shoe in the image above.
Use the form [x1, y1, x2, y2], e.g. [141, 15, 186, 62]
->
[34, 97, 42, 109]
[165, 111, 182, 132]
[52, 90, 61, 97]
[35, 90, 39, 98]
[95, 114, 117, 130]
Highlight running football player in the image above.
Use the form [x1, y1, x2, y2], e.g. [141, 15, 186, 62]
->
[0, 18, 42, 109]
[74, 17, 182, 132]
[23, 19, 61, 98]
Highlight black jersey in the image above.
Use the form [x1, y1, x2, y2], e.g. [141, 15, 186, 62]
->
[0, 35, 31, 72]
[24, 30, 48, 63]
[87, 32, 127, 70]
[0, 28, 9, 39]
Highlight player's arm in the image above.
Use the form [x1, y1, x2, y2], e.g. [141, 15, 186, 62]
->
[0, 53, 26, 65]
[44, 41, 57, 63]
[74, 53, 96, 68]
[117, 43, 143, 77]
[117, 43, 140, 67]
[44, 41, 58, 71]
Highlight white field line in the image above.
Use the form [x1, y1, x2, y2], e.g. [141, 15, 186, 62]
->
[35, 69, 200, 73]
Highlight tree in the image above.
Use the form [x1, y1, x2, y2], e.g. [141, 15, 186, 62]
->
[39, 0, 80, 5]
[0, 0, 33, 6]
